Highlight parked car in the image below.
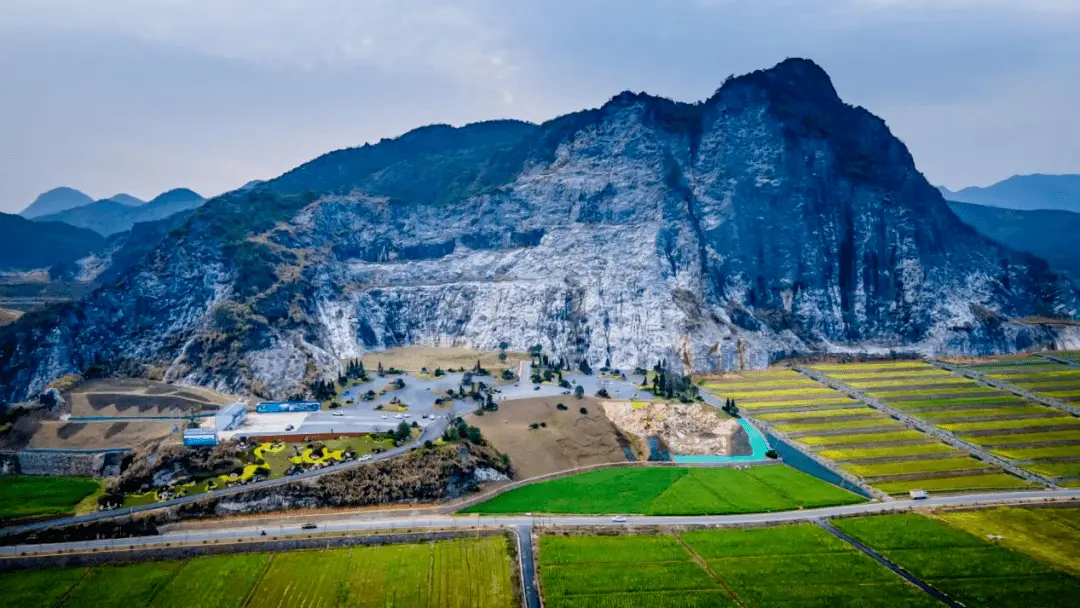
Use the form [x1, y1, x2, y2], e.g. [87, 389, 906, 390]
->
[381, 415, 388, 419]
[332, 411, 344, 417]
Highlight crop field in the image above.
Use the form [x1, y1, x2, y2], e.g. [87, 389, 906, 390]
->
[0, 475, 101, 522]
[540, 525, 939, 608]
[0, 537, 516, 608]
[939, 507, 1080, 576]
[463, 465, 863, 515]
[873, 473, 1034, 494]
[834, 513, 1080, 606]
[702, 363, 1030, 495]
[815, 359, 1080, 487]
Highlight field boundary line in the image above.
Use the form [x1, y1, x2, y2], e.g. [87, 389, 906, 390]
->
[240, 553, 275, 608]
[797, 366, 1059, 489]
[1035, 353, 1080, 369]
[812, 519, 960, 607]
[931, 357, 1080, 418]
[673, 531, 746, 608]
[55, 563, 92, 607]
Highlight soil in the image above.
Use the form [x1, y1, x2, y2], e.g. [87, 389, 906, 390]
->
[468, 397, 634, 479]
[601, 401, 742, 456]
[361, 347, 530, 374]
[24, 420, 178, 449]
[67, 379, 236, 418]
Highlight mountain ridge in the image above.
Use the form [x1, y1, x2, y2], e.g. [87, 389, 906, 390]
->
[19, 187, 95, 219]
[34, 188, 205, 236]
[940, 174, 1080, 212]
[1, 57, 1076, 404]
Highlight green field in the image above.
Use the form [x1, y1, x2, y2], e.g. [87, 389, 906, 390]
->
[938, 417, 1080, 433]
[841, 456, 990, 478]
[846, 377, 970, 389]
[867, 386, 996, 398]
[772, 418, 905, 434]
[826, 369, 952, 380]
[939, 507, 1080, 576]
[738, 398, 856, 409]
[463, 466, 864, 515]
[796, 430, 930, 446]
[0, 475, 101, 522]
[756, 408, 881, 421]
[991, 445, 1080, 460]
[0, 537, 516, 608]
[834, 513, 1080, 607]
[912, 405, 1061, 420]
[890, 396, 1025, 409]
[818, 443, 960, 460]
[873, 473, 1034, 495]
[540, 525, 940, 608]
[965, 429, 1080, 445]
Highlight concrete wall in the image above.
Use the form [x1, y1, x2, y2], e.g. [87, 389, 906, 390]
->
[14, 450, 127, 477]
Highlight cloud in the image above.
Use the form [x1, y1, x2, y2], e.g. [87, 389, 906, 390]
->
[0, 0, 1077, 208]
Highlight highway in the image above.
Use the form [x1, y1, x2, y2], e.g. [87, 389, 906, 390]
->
[4, 488, 1078, 557]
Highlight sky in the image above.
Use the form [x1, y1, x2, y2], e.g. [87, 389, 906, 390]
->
[1, 0, 1078, 212]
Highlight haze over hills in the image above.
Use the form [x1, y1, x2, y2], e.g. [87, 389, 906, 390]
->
[0, 213, 104, 272]
[948, 201, 1080, 282]
[18, 187, 95, 219]
[939, 174, 1080, 212]
[33, 188, 206, 236]
[1, 58, 1077, 404]
[106, 193, 145, 206]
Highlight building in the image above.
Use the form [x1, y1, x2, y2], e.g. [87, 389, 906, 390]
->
[214, 402, 248, 431]
[183, 428, 218, 447]
[256, 401, 320, 413]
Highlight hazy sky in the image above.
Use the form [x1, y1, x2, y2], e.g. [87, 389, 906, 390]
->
[2, 0, 1078, 212]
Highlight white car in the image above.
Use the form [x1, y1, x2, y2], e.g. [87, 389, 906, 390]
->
[332, 411, 344, 417]
[611, 516, 627, 523]
[381, 415, 388, 419]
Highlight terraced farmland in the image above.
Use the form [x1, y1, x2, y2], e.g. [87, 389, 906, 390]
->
[812, 360, 1077, 490]
[540, 525, 940, 607]
[834, 513, 1080, 607]
[935, 355, 1080, 487]
[703, 366, 1020, 496]
[0, 537, 517, 608]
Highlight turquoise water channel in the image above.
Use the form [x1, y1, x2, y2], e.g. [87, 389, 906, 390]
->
[672, 418, 772, 463]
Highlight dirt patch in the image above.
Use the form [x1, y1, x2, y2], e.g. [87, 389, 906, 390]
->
[361, 347, 529, 373]
[602, 401, 744, 457]
[468, 397, 633, 479]
[66, 379, 235, 418]
[26, 420, 177, 450]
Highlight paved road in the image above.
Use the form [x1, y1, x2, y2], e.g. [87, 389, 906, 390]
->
[4, 489, 1078, 557]
[514, 524, 540, 608]
[0, 416, 455, 538]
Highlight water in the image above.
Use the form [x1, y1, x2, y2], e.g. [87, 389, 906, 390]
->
[767, 433, 871, 498]
[672, 418, 772, 463]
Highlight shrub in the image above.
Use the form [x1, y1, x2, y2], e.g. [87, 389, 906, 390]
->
[580, 407, 588, 415]
[556, 403, 568, 411]
[596, 388, 611, 398]
[530, 423, 539, 430]
[765, 449, 779, 460]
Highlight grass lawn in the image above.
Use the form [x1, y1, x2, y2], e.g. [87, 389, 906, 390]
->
[0, 537, 515, 608]
[939, 507, 1080, 576]
[463, 465, 863, 515]
[841, 456, 991, 478]
[0, 475, 101, 522]
[873, 473, 1034, 495]
[834, 513, 1080, 607]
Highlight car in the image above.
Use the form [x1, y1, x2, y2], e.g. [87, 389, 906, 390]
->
[562, 391, 571, 395]
[611, 516, 627, 523]
[285, 425, 295, 431]
[909, 490, 929, 500]
[534, 385, 541, 391]
[359, 455, 372, 462]
[381, 415, 388, 419]
[301, 523, 318, 530]
[332, 411, 344, 417]
[422, 414, 428, 419]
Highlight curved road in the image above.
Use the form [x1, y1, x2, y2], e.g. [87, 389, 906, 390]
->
[0, 416, 454, 538]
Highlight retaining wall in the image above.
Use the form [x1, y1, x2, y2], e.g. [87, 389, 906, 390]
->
[15, 449, 127, 477]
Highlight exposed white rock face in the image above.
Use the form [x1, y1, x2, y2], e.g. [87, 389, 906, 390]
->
[1, 59, 1074, 403]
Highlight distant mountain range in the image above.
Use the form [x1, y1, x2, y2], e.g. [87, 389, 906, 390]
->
[19, 187, 95, 219]
[948, 201, 1080, 281]
[33, 188, 205, 236]
[0, 213, 104, 271]
[939, 174, 1080, 212]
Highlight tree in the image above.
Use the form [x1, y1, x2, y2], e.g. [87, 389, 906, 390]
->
[498, 352, 507, 362]
[574, 385, 585, 399]
[499, 341, 509, 351]
[579, 359, 592, 375]
[765, 449, 779, 460]
[394, 421, 411, 443]
[434, 368, 445, 377]
[529, 344, 543, 357]
[579, 407, 588, 415]
[377, 361, 384, 376]
[596, 388, 610, 398]
[465, 426, 484, 445]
